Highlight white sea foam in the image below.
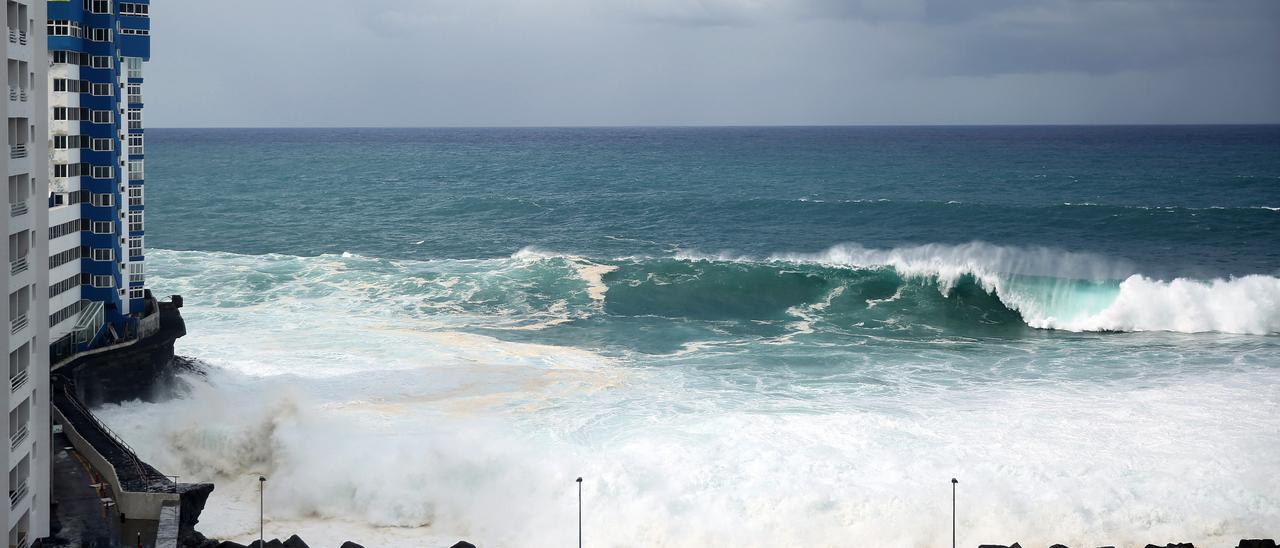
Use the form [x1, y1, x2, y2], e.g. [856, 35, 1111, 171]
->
[94, 248, 1280, 547]
[772, 242, 1280, 335]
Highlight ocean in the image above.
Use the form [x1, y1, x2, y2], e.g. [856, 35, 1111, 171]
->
[95, 126, 1280, 547]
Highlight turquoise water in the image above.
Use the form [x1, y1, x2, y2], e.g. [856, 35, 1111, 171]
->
[96, 126, 1280, 547]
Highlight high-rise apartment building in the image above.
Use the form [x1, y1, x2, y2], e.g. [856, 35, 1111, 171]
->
[3, 0, 49, 546]
[47, 0, 149, 361]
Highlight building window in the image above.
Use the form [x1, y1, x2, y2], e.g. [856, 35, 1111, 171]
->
[50, 274, 81, 298]
[120, 3, 149, 16]
[48, 21, 84, 38]
[125, 57, 144, 79]
[85, 0, 111, 14]
[53, 79, 91, 93]
[128, 187, 144, 207]
[49, 246, 83, 270]
[91, 56, 112, 69]
[92, 138, 114, 152]
[126, 84, 142, 104]
[128, 212, 143, 233]
[91, 221, 113, 234]
[92, 275, 114, 289]
[128, 161, 144, 180]
[90, 28, 113, 42]
[92, 110, 113, 124]
[129, 287, 144, 299]
[53, 107, 88, 121]
[119, 27, 149, 36]
[92, 83, 113, 96]
[91, 248, 113, 262]
[50, 219, 84, 240]
[50, 301, 84, 327]
[127, 109, 142, 130]
[91, 193, 114, 207]
[92, 166, 114, 180]
[128, 262, 145, 283]
[128, 236, 143, 257]
[128, 135, 144, 155]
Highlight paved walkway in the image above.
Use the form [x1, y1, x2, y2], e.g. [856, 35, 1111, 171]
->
[50, 431, 121, 548]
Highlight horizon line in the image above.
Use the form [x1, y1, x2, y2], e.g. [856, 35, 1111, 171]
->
[147, 122, 1280, 130]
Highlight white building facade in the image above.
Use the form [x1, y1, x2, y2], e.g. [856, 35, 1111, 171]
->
[2, 0, 50, 546]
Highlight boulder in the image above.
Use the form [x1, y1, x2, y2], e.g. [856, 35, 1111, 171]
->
[451, 542, 477, 548]
[978, 544, 1021, 548]
[1050, 545, 1069, 548]
[282, 535, 310, 548]
[216, 543, 247, 548]
[340, 543, 366, 548]
[1238, 541, 1277, 548]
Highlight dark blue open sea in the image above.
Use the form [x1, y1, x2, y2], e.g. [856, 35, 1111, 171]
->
[98, 126, 1280, 547]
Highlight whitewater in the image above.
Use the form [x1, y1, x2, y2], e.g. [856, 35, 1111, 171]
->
[93, 244, 1280, 547]
[105, 125, 1280, 546]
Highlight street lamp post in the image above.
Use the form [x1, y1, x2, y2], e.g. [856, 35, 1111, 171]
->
[951, 478, 958, 548]
[257, 476, 264, 548]
[575, 477, 583, 548]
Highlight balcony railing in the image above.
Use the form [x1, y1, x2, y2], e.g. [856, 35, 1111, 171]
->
[8, 481, 26, 509]
[8, 425, 27, 451]
[9, 369, 28, 393]
[9, 145, 27, 159]
[18, 29, 26, 45]
[10, 314, 27, 335]
[9, 202, 27, 218]
[18, 89, 26, 102]
[9, 256, 27, 276]
[6, 28, 13, 43]
[12, 532, 27, 548]
[7, 87, 14, 101]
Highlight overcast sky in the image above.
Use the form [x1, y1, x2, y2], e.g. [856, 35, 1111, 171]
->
[146, 0, 1280, 127]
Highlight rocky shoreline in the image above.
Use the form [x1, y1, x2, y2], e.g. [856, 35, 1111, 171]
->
[181, 533, 478, 548]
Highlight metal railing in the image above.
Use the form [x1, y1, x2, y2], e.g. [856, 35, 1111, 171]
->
[9, 202, 26, 218]
[18, 29, 26, 45]
[57, 379, 171, 493]
[10, 314, 27, 335]
[9, 425, 27, 451]
[9, 369, 27, 393]
[6, 28, 13, 43]
[8, 482, 26, 509]
[13, 532, 28, 548]
[9, 144, 27, 159]
[18, 89, 26, 102]
[9, 256, 27, 276]
[7, 86, 14, 101]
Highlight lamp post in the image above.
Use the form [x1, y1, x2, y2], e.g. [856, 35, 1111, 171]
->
[257, 473, 264, 545]
[575, 477, 583, 548]
[951, 478, 958, 548]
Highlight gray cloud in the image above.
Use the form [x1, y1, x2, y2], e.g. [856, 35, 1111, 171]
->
[143, 0, 1280, 127]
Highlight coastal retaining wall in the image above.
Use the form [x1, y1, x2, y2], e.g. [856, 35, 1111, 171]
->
[52, 404, 179, 519]
[55, 301, 187, 406]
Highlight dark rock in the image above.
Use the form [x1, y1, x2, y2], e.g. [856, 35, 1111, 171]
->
[1050, 545, 1069, 548]
[340, 543, 366, 548]
[978, 544, 1021, 548]
[282, 535, 310, 548]
[451, 542, 477, 548]
[1238, 541, 1278, 548]
[216, 542, 247, 548]
[246, 541, 284, 548]
[178, 483, 216, 541]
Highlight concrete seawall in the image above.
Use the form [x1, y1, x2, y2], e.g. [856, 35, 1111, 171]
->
[50, 298, 215, 548]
